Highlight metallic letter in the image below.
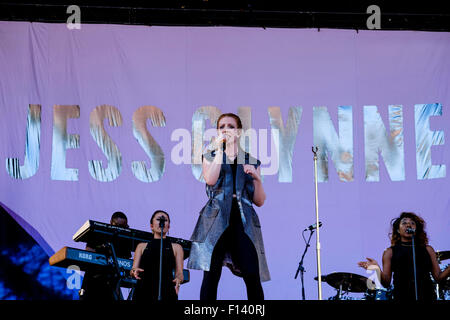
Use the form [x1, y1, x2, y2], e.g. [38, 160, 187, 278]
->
[51, 105, 80, 181]
[267, 107, 302, 182]
[191, 106, 222, 181]
[238, 107, 256, 156]
[364, 105, 405, 182]
[89, 105, 123, 182]
[415, 103, 445, 179]
[132, 106, 166, 182]
[6, 104, 41, 179]
[313, 106, 353, 182]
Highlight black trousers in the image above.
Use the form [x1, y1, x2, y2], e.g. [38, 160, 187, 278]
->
[200, 201, 264, 301]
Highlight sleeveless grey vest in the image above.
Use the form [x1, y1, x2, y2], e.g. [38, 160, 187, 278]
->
[187, 150, 270, 282]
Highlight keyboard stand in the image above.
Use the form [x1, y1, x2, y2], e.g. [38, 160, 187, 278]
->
[104, 242, 125, 301]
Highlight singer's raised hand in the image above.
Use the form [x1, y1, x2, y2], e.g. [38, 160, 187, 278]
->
[131, 267, 144, 280]
[244, 165, 265, 206]
[214, 133, 229, 151]
[357, 257, 379, 270]
[243, 164, 261, 181]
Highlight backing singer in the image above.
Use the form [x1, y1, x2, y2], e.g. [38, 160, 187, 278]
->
[358, 212, 450, 300]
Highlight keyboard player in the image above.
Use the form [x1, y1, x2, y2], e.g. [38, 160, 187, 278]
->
[79, 211, 132, 301]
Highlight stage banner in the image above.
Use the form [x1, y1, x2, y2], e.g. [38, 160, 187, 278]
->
[0, 22, 449, 300]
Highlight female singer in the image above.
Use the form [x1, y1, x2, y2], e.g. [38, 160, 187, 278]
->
[187, 113, 270, 301]
[358, 212, 450, 300]
[131, 210, 184, 301]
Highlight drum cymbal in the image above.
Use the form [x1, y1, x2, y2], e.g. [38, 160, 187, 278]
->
[436, 251, 450, 262]
[314, 272, 372, 293]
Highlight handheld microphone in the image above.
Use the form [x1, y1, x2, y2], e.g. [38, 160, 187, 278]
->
[406, 227, 416, 234]
[304, 222, 322, 232]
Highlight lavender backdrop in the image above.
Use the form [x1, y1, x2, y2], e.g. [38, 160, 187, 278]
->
[0, 22, 449, 300]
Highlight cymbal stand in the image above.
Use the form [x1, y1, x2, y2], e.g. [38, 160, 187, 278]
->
[331, 284, 344, 300]
[312, 146, 323, 300]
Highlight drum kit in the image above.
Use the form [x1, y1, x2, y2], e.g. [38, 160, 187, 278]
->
[315, 272, 391, 300]
[314, 250, 450, 301]
[435, 250, 450, 300]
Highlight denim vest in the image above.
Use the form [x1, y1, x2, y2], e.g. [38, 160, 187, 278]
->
[187, 150, 270, 282]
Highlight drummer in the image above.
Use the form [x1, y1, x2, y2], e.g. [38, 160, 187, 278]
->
[358, 212, 450, 301]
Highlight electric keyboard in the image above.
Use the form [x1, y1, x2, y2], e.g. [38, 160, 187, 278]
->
[72, 220, 191, 258]
[49, 246, 189, 286]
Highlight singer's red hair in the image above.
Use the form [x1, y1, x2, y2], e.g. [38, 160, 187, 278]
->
[216, 113, 243, 129]
[389, 212, 429, 246]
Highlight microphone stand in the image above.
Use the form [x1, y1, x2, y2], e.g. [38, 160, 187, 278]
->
[312, 146, 323, 300]
[295, 229, 314, 300]
[411, 232, 418, 300]
[158, 218, 165, 301]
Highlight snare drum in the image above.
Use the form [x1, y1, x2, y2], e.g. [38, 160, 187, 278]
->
[374, 288, 392, 300]
[364, 288, 393, 301]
